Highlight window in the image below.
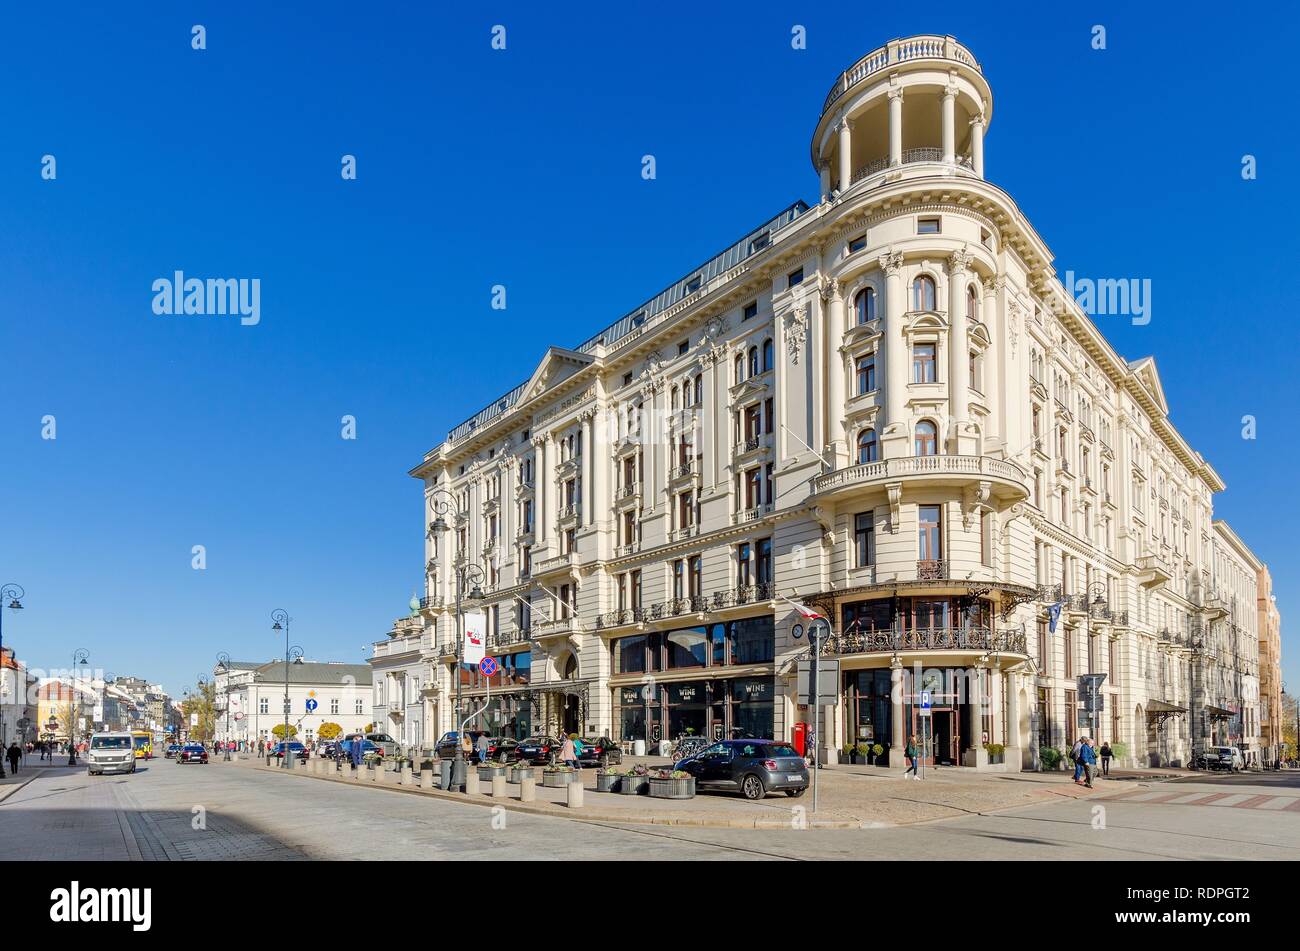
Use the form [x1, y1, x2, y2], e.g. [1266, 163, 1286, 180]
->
[749, 232, 770, 253]
[787, 267, 804, 288]
[966, 285, 978, 321]
[854, 512, 875, 567]
[745, 468, 761, 508]
[761, 339, 774, 372]
[854, 287, 875, 324]
[855, 353, 876, 395]
[678, 340, 688, 356]
[912, 274, 937, 311]
[259, 697, 269, 714]
[689, 555, 702, 598]
[736, 543, 751, 586]
[693, 374, 703, 406]
[848, 234, 867, 253]
[685, 276, 701, 294]
[747, 345, 759, 377]
[856, 428, 878, 464]
[622, 371, 633, 386]
[755, 538, 772, 585]
[672, 559, 684, 599]
[356, 699, 364, 715]
[734, 353, 744, 383]
[917, 217, 941, 234]
[918, 504, 942, 561]
[912, 342, 937, 382]
[743, 301, 758, 321]
[914, 420, 937, 456]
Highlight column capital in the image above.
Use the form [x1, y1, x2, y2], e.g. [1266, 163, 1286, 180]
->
[887, 86, 904, 104]
[821, 276, 842, 302]
[878, 249, 904, 275]
[948, 246, 975, 275]
[944, 82, 959, 101]
[969, 112, 986, 129]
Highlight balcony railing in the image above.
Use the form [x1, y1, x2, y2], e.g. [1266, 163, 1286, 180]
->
[419, 595, 444, 611]
[812, 455, 1028, 495]
[916, 559, 948, 581]
[814, 626, 1028, 657]
[536, 552, 577, 575]
[594, 585, 772, 630]
[669, 460, 694, 480]
[823, 35, 980, 114]
[614, 483, 639, 500]
[733, 504, 773, 525]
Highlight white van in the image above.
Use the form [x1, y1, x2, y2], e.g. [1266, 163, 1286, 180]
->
[87, 732, 138, 776]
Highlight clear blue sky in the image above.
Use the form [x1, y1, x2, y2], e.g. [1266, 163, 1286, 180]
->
[2, 2, 1297, 697]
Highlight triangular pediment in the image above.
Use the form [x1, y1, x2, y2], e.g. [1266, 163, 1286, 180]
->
[1127, 356, 1169, 416]
[518, 347, 595, 406]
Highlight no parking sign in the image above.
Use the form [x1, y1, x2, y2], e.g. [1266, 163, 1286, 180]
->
[479, 656, 498, 678]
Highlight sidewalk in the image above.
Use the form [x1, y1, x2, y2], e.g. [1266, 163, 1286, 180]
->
[236, 755, 1117, 830]
[0, 758, 81, 802]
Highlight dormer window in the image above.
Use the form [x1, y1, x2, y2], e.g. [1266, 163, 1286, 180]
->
[684, 276, 702, 294]
[749, 232, 770, 254]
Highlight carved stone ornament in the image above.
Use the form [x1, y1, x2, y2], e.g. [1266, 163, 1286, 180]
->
[886, 480, 903, 533]
[784, 305, 808, 364]
[949, 246, 974, 274]
[878, 249, 904, 275]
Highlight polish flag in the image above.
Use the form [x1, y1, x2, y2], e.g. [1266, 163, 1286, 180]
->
[779, 594, 824, 621]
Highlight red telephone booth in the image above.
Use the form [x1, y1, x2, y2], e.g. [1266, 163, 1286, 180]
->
[791, 722, 808, 757]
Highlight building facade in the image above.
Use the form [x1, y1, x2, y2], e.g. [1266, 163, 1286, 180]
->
[1257, 566, 1284, 763]
[1, 648, 38, 746]
[214, 660, 373, 747]
[387, 35, 1274, 770]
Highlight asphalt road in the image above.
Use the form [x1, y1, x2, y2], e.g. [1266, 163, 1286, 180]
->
[1, 760, 1297, 861]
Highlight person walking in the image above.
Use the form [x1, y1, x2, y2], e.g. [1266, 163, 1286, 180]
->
[1079, 737, 1098, 788]
[559, 733, 578, 771]
[904, 735, 920, 779]
[571, 735, 585, 768]
[1071, 736, 1085, 784]
[475, 733, 490, 765]
[6, 742, 21, 775]
[1099, 741, 1113, 777]
[349, 736, 364, 772]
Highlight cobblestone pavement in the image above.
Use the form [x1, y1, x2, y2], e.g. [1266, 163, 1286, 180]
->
[2, 757, 1296, 861]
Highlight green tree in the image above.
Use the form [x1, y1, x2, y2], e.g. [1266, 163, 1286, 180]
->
[181, 681, 218, 742]
[318, 722, 342, 740]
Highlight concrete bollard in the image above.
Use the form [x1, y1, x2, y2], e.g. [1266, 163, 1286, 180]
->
[491, 775, 508, 799]
[465, 773, 480, 795]
[566, 778, 584, 808]
[519, 776, 536, 802]
[374, 767, 387, 784]
[418, 770, 434, 789]
[400, 766, 414, 786]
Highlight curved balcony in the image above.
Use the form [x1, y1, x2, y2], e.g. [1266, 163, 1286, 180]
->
[811, 454, 1029, 501]
[823, 35, 981, 115]
[812, 626, 1028, 658]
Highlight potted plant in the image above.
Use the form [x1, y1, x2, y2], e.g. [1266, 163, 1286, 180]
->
[844, 744, 858, 765]
[477, 761, 508, 781]
[1109, 741, 1128, 767]
[619, 763, 650, 795]
[508, 762, 533, 783]
[870, 743, 884, 765]
[595, 766, 622, 793]
[983, 742, 1005, 765]
[647, 768, 696, 800]
[542, 764, 578, 788]
[1039, 745, 1063, 772]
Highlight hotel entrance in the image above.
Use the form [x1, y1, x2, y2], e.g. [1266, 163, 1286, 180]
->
[911, 700, 960, 766]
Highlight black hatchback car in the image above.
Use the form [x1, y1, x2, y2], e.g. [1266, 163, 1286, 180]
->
[675, 739, 809, 800]
[513, 735, 563, 765]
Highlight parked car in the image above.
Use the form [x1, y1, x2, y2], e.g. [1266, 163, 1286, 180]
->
[676, 739, 809, 800]
[576, 736, 623, 768]
[163, 744, 181, 759]
[364, 732, 399, 757]
[87, 732, 138, 776]
[513, 735, 564, 765]
[336, 738, 381, 761]
[1200, 745, 1245, 772]
[317, 742, 338, 760]
[270, 741, 309, 761]
[177, 743, 209, 765]
[435, 731, 517, 762]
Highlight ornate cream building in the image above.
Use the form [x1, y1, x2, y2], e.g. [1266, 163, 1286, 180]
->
[382, 35, 1278, 771]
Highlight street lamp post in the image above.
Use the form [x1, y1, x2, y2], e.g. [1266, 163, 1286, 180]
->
[270, 610, 296, 769]
[428, 490, 485, 789]
[69, 649, 89, 765]
[216, 652, 233, 760]
[0, 583, 25, 778]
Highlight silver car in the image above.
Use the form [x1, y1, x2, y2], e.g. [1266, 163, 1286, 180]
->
[87, 732, 137, 775]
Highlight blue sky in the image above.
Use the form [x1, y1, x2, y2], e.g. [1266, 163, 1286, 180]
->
[2, 2, 1297, 697]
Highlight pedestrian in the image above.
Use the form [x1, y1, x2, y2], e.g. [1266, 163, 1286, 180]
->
[559, 733, 578, 771]
[905, 734, 920, 779]
[475, 733, 489, 764]
[1099, 741, 1113, 776]
[1079, 737, 1098, 788]
[6, 742, 21, 775]
[1071, 736, 1085, 784]
[572, 734, 585, 768]
[350, 736, 364, 772]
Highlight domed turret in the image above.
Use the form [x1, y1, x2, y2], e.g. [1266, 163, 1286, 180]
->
[811, 35, 992, 199]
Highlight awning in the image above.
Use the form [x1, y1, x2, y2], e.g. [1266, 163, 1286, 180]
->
[1146, 699, 1187, 715]
[1205, 705, 1234, 720]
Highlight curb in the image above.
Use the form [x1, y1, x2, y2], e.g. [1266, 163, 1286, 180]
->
[246, 763, 873, 830]
[0, 767, 54, 803]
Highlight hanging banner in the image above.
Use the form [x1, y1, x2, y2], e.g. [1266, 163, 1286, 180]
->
[463, 611, 487, 666]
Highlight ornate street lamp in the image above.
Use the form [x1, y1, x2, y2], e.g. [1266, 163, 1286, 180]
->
[0, 583, 25, 777]
[69, 648, 89, 765]
[428, 489, 485, 788]
[216, 651, 234, 760]
[271, 610, 294, 768]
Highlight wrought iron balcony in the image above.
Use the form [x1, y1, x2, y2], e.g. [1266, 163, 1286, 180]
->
[813, 626, 1028, 657]
[669, 460, 694, 480]
[614, 483, 639, 501]
[419, 595, 444, 611]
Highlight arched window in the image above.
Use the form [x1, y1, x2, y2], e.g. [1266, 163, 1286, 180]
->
[670, 386, 679, 410]
[856, 428, 878, 464]
[856, 354, 876, 394]
[914, 420, 938, 456]
[854, 287, 876, 324]
[966, 285, 978, 321]
[748, 346, 759, 377]
[912, 274, 936, 312]
[761, 338, 774, 372]
[692, 374, 703, 407]
[734, 353, 744, 383]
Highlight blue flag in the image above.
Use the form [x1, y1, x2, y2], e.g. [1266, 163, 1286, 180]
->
[1047, 600, 1064, 634]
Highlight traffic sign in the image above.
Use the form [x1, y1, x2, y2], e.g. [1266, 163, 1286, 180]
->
[305, 698, 318, 713]
[478, 656, 498, 677]
[920, 690, 933, 708]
